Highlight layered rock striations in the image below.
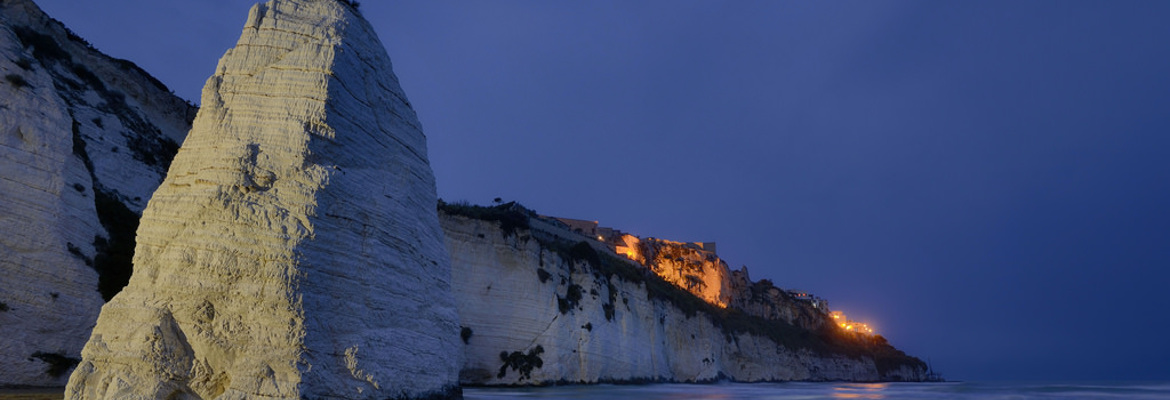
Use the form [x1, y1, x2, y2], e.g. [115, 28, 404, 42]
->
[638, 238, 735, 308]
[442, 203, 927, 385]
[0, 0, 195, 387]
[625, 238, 830, 332]
[3, 0, 926, 392]
[66, 1, 460, 398]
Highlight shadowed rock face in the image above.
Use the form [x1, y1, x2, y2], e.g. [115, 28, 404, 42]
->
[0, 0, 194, 387]
[65, 1, 460, 398]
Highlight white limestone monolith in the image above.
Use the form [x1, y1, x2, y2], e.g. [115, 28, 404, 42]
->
[65, 1, 460, 398]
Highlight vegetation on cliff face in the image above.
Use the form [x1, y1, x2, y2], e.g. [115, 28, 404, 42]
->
[439, 200, 927, 378]
[30, 351, 80, 378]
[438, 200, 530, 237]
[556, 284, 584, 314]
[13, 25, 181, 175]
[12, 23, 187, 303]
[461, 327, 473, 344]
[67, 116, 139, 302]
[4, 73, 30, 89]
[91, 189, 139, 302]
[497, 346, 545, 381]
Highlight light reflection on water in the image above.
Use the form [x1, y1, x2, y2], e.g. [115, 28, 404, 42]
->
[830, 382, 887, 399]
[463, 381, 1170, 400]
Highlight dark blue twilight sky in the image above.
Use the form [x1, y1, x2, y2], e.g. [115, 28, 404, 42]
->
[34, 1, 1170, 381]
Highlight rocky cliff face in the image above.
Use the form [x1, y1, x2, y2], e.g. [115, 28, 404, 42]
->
[65, 1, 460, 398]
[0, 0, 195, 387]
[627, 238, 830, 332]
[3, 0, 927, 391]
[442, 204, 927, 385]
[638, 238, 735, 308]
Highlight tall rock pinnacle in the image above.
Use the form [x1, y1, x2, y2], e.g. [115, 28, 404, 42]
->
[65, 1, 461, 398]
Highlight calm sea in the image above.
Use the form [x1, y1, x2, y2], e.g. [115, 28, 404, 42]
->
[465, 381, 1170, 399]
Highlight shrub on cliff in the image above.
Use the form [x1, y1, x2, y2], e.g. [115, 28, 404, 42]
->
[438, 199, 531, 237]
[13, 26, 70, 64]
[557, 284, 584, 314]
[497, 345, 544, 381]
[568, 242, 601, 267]
[92, 189, 139, 301]
[5, 73, 30, 89]
[31, 351, 80, 378]
[14, 58, 33, 70]
[460, 327, 473, 344]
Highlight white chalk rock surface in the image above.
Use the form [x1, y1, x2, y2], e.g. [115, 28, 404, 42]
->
[442, 212, 926, 385]
[65, 1, 460, 398]
[0, 0, 193, 387]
